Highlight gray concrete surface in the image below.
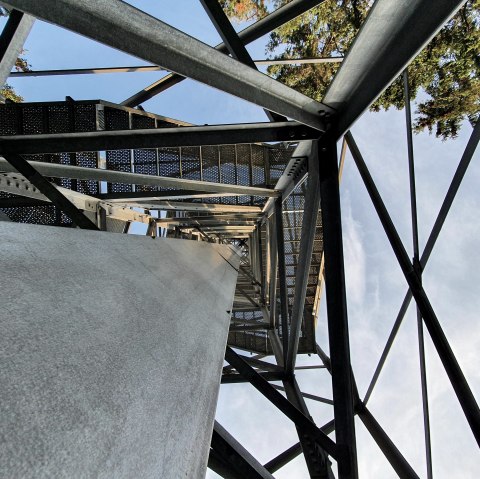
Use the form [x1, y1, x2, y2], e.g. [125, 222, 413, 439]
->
[0, 222, 240, 478]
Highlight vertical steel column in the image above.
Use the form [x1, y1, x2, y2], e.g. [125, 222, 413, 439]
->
[275, 198, 290, 364]
[249, 144, 254, 205]
[257, 225, 265, 302]
[403, 70, 433, 479]
[67, 101, 78, 192]
[154, 119, 160, 177]
[127, 112, 136, 193]
[255, 228, 261, 283]
[318, 136, 358, 479]
[251, 228, 258, 283]
[265, 217, 271, 299]
[283, 378, 335, 478]
[286, 142, 321, 375]
[268, 214, 278, 327]
[271, 332, 334, 478]
[179, 146, 183, 178]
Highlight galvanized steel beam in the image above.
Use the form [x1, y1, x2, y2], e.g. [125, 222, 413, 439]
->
[318, 135, 358, 479]
[146, 203, 261, 213]
[221, 371, 286, 384]
[0, 158, 278, 197]
[241, 356, 283, 372]
[275, 198, 290, 364]
[0, 122, 317, 154]
[208, 449, 241, 479]
[403, 69, 433, 479]
[281, 378, 334, 478]
[9, 57, 343, 78]
[272, 385, 333, 406]
[286, 142, 321, 375]
[200, 0, 255, 68]
[107, 192, 241, 202]
[268, 214, 278, 328]
[324, 0, 467, 136]
[263, 442, 302, 473]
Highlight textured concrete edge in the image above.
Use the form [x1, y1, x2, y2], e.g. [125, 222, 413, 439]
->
[0, 222, 240, 478]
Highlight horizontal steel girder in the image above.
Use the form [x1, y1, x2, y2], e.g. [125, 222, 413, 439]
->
[146, 202, 262, 213]
[324, 0, 467, 136]
[0, 158, 278, 198]
[108, 192, 242, 202]
[2, 0, 332, 130]
[9, 58, 343, 78]
[0, 122, 318, 154]
[221, 371, 286, 384]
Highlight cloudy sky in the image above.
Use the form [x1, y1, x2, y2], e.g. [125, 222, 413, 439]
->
[6, 1, 479, 477]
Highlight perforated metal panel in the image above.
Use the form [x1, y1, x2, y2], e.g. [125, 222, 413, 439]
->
[132, 114, 157, 192]
[158, 147, 181, 178]
[201, 146, 220, 184]
[251, 144, 266, 187]
[0, 104, 19, 135]
[268, 146, 292, 184]
[134, 148, 158, 192]
[75, 152, 99, 195]
[23, 105, 45, 134]
[0, 192, 72, 226]
[181, 147, 201, 181]
[73, 103, 97, 132]
[218, 145, 235, 184]
[105, 107, 132, 193]
[46, 104, 70, 134]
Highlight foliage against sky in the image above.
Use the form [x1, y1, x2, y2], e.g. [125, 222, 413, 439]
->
[222, 0, 480, 140]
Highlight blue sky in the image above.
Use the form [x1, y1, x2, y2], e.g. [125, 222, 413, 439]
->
[5, 1, 479, 477]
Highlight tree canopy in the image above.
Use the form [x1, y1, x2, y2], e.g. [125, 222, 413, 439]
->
[221, 0, 480, 139]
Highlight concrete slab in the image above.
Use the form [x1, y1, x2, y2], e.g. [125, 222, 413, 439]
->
[0, 222, 240, 478]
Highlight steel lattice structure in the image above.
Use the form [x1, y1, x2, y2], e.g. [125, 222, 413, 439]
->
[0, 1, 478, 478]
